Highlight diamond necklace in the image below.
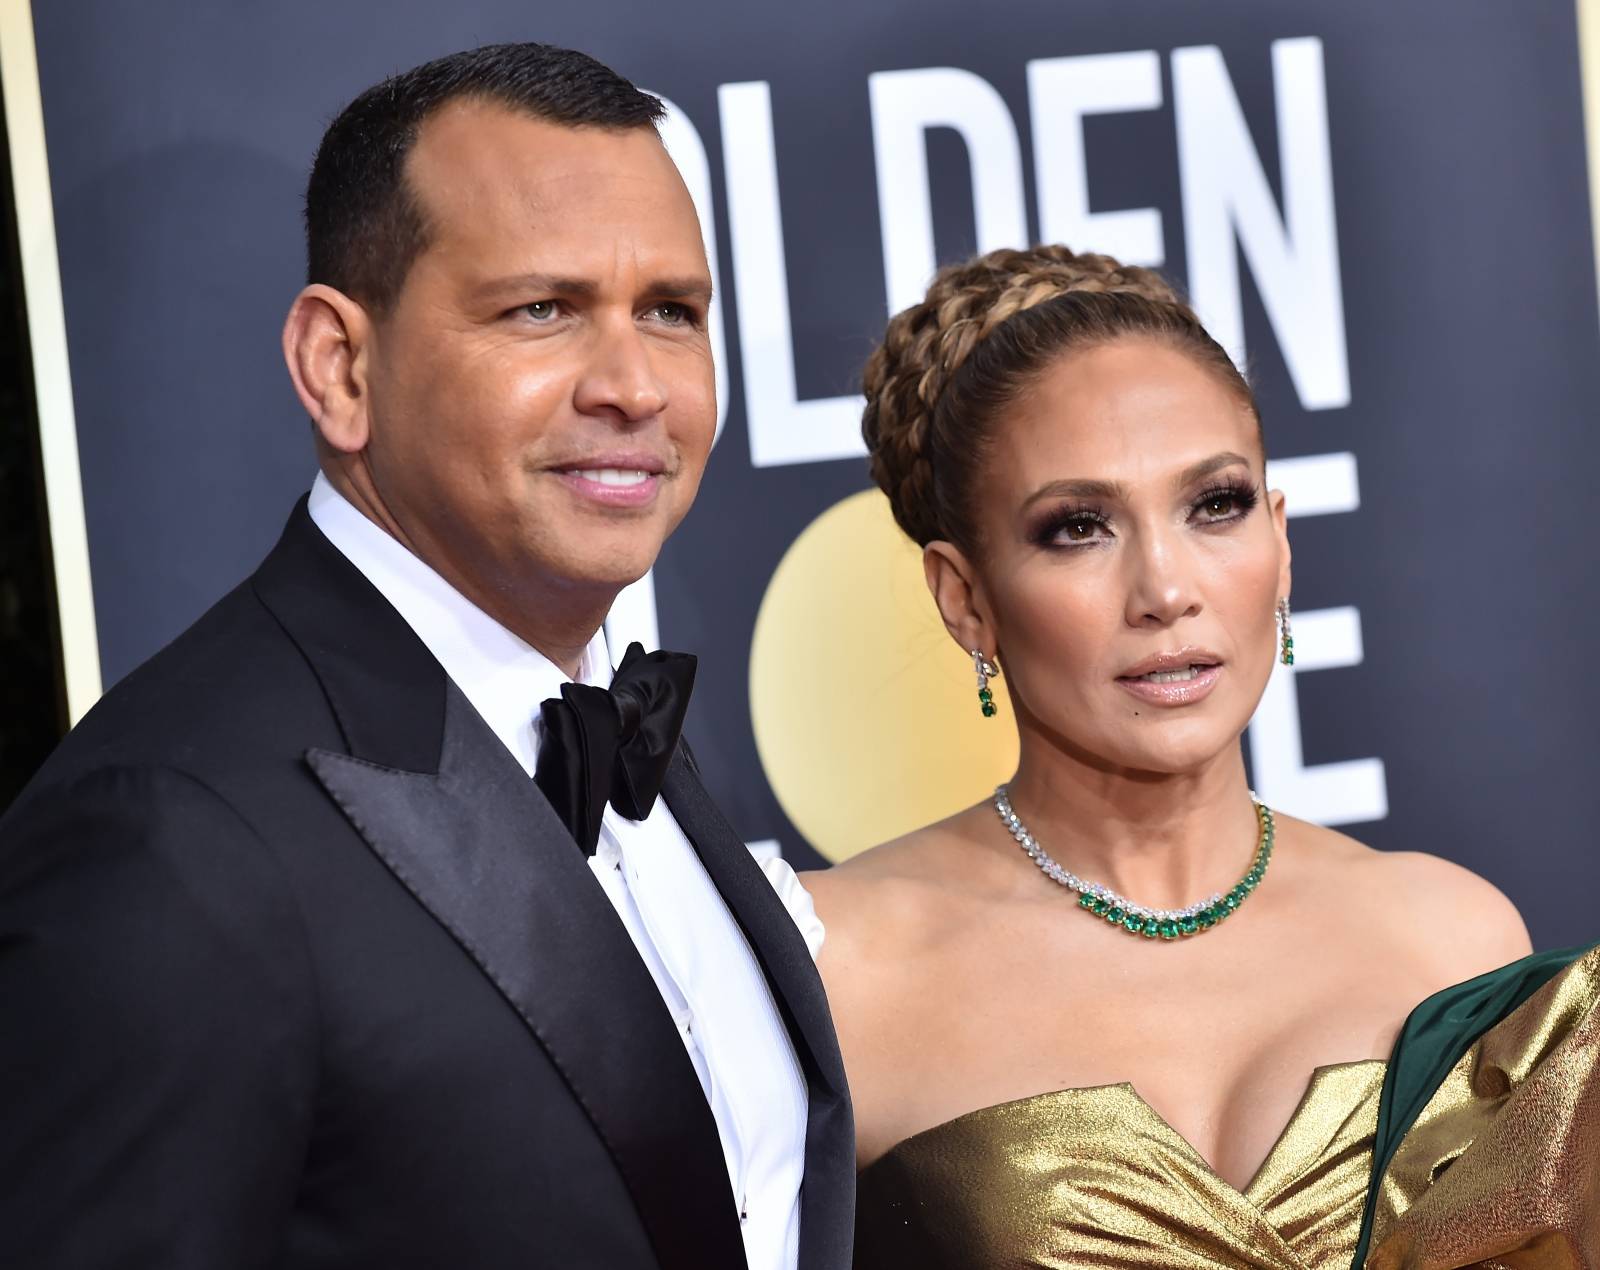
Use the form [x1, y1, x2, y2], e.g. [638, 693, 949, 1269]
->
[991, 785, 1275, 940]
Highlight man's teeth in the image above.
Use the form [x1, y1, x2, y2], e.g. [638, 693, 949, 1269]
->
[573, 469, 651, 487]
[1137, 665, 1206, 683]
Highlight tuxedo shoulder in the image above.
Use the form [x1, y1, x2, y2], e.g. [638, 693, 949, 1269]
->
[0, 760, 313, 953]
[29, 579, 332, 789]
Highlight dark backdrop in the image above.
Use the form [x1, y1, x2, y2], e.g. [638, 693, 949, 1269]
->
[22, 1, 1600, 946]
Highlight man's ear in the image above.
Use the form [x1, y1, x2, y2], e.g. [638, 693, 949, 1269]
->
[282, 284, 372, 454]
[923, 540, 997, 660]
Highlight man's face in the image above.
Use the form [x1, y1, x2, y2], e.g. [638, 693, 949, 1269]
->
[360, 101, 716, 607]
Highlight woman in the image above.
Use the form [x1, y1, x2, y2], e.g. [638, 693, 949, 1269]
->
[795, 246, 1598, 1266]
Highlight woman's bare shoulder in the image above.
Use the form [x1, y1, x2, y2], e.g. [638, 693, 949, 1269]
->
[800, 808, 992, 967]
[1285, 815, 1532, 984]
[804, 818, 963, 925]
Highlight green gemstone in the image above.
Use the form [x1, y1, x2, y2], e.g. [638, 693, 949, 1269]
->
[981, 703, 998, 717]
[1158, 920, 1179, 939]
[1078, 892, 1097, 909]
[1106, 907, 1125, 925]
[1197, 909, 1217, 928]
[1141, 918, 1161, 937]
[1222, 894, 1239, 912]
[1284, 653, 1295, 665]
[978, 687, 994, 702]
[1179, 916, 1199, 935]
[1122, 913, 1144, 933]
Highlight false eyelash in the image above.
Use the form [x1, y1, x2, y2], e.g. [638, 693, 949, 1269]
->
[1030, 505, 1112, 548]
[1190, 480, 1261, 520]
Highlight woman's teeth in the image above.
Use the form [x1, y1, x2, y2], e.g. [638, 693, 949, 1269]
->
[1135, 665, 1205, 683]
[574, 469, 650, 487]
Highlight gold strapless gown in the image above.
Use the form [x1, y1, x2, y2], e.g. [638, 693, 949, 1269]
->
[855, 946, 1600, 1268]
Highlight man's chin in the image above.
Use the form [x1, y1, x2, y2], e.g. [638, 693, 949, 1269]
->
[546, 544, 666, 594]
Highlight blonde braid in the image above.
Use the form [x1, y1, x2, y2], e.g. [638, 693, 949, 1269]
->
[862, 245, 1194, 546]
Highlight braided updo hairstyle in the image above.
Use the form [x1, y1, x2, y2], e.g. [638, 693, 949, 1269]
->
[861, 245, 1259, 552]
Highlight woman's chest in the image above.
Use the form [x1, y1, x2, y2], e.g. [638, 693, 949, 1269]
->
[853, 929, 1422, 1181]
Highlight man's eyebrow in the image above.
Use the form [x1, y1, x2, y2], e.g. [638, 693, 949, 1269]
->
[467, 273, 597, 304]
[642, 276, 715, 302]
[468, 273, 713, 304]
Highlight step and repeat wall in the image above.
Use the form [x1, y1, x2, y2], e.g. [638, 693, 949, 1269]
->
[22, 1, 1600, 943]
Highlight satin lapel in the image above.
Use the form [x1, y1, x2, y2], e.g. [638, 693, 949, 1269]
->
[660, 750, 856, 1270]
[251, 498, 447, 774]
[306, 689, 746, 1270]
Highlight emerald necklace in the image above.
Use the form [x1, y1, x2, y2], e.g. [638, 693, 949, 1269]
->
[991, 785, 1275, 940]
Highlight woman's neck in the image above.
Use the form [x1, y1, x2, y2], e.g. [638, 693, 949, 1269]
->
[1000, 743, 1262, 911]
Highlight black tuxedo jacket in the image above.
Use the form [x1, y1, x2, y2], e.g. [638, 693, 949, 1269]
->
[0, 501, 854, 1270]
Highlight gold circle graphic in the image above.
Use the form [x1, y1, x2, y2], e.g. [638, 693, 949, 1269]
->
[750, 489, 1018, 863]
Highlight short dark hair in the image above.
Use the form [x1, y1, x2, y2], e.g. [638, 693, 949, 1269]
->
[304, 43, 665, 312]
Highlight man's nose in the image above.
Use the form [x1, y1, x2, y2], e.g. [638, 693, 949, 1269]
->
[573, 318, 669, 423]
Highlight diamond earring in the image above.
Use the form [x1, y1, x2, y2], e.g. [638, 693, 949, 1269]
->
[1276, 598, 1295, 666]
[971, 649, 1000, 717]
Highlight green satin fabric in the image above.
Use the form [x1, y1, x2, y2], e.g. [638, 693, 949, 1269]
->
[853, 945, 1600, 1270]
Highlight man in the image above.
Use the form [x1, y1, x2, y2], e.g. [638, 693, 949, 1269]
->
[0, 43, 851, 1270]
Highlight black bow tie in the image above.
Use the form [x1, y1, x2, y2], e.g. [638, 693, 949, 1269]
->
[533, 642, 697, 855]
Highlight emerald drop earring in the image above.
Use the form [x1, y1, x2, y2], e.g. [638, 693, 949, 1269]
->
[1276, 598, 1295, 666]
[972, 649, 1000, 717]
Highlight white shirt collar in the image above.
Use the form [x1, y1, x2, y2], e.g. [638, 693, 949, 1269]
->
[306, 472, 612, 776]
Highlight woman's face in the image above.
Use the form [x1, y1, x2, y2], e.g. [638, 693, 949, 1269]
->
[951, 336, 1290, 776]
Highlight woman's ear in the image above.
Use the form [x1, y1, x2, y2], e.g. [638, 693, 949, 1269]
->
[282, 284, 373, 454]
[923, 540, 996, 659]
[1268, 487, 1293, 603]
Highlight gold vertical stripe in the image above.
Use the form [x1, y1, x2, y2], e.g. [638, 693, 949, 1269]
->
[0, 0, 101, 721]
[1583, 0, 1600, 323]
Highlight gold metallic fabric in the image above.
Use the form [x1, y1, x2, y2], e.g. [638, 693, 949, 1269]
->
[854, 949, 1600, 1269]
[1365, 945, 1600, 1268]
[854, 1062, 1385, 1268]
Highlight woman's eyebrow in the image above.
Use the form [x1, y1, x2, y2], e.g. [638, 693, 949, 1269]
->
[1174, 451, 1254, 487]
[1020, 453, 1256, 511]
[1020, 477, 1126, 510]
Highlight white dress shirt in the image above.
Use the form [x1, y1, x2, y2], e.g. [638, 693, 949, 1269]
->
[308, 474, 809, 1270]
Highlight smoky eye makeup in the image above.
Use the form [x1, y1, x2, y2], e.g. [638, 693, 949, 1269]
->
[1187, 477, 1261, 525]
[1027, 476, 1262, 547]
[1028, 503, 1113, 549]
